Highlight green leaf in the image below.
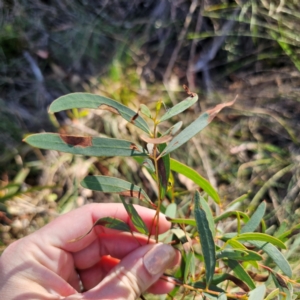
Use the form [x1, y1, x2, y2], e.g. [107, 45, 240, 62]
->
[264, 288, 279, 300]
[160, 99, 236, 157]
[161, 121, 183, 137]
[276, 223, 300, 242]
[24, 133, 148, 157]
[165, 203, 177, 218]
[194, 190, 216, 287]
[250, 241, 292, 278]
[226, 239, 248, 250]
[120, 197, 149, 235]
[167, 217, 196, 226]
[214, 210, 249, 223]
[221, 234, 291, 276]
[199, 194, 215, 237]
[94, 217, 131, 232]
[170, 159, 220, 204]
[49, 93, 150, 133]
[248, 284, 266, 300]
[142, 158, 155, 173]
[211, 273, 251, 292]
[184, 251, 195, 283]
[140, 104, 152, 119]
[233, 233, 286, 249]
[159, 203, 177, 243]
[69, 216, 131, 242]
[81, 176, 152, 205]
[158, 94, 198, 123]
[241, 201, 266, 233]
[216, 249, 263, 261]
[226, 259, 256, 290]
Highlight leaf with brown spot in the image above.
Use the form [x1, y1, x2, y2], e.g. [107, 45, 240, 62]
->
[69, 217, 131, 242]
[60, 134, 93, 147]
[207, 96, 238, 122]
[274, 273, 288, 289]
[130, 108, 141, 124]
[24, 133, 148, 157]
[225, 274, 250, 292]
[159, 97, 237, 157]
[81, 175, 153, 205]
[183, 84, 196, 98]
[98, 104, 120, 115]
[248, 271, 269, 282]
[226, 259, 256, 290]
[140, 134, 172, 144]
[49, 93, 150, 133]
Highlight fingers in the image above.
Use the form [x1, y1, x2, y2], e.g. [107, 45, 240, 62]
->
[73, 232, 152, 269]
[78, 243, 180, 300]
[78, 254, 177, 295]
[37, 203, 170, 253]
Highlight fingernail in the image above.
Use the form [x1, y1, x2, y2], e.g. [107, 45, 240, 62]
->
[143, 243, 176, 276]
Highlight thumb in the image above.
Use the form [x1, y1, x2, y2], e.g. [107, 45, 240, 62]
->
[84, 243, 178, 300]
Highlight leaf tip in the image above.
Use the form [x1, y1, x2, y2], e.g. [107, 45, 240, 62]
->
[207, 95, 238, 123]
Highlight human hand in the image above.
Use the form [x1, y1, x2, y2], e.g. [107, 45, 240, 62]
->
[0, 203, 180, 299]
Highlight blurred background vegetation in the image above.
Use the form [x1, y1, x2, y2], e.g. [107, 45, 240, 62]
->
[1, 0, 300, 269]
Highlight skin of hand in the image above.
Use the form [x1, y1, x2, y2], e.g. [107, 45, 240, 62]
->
[0, 203, 180, 300]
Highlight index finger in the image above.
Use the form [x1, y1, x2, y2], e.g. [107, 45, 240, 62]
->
[34, 203, 170, 252]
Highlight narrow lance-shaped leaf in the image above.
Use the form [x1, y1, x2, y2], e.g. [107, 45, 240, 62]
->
[159, 203, 177, 243]
[199, 194, 215, 237]
[184, 251, 196, 283]
[142, 158, 155, 173]
[161, 121, 183, 137]
[233, 233, 286, 249]
[166, 217, 196, 226]
[170, 159, 220, 204]
[251, 240, 292, 278]
[241, 201, 266, 233]
[194, 190, 216, 287]
[81, 176, 153, 206]
[140, 104, 152, 119]
[264, 289, 280, 300]
[158, 94, 199, 123]
[24, 133, 148, 157]
[226, 259, 256, 290]
[216, 249, 263, 261]
[69, 216, 131, 242]
[49, 93, 150, 133]
[160, 98, 236, 157]
[222, 232, 286, 249]
[214, 210, 249, 223]
[212, 273, 250, 292]
[222, 233, 291, 277]
[120, 196, 149, 235]
[276, 222, 300, 242]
